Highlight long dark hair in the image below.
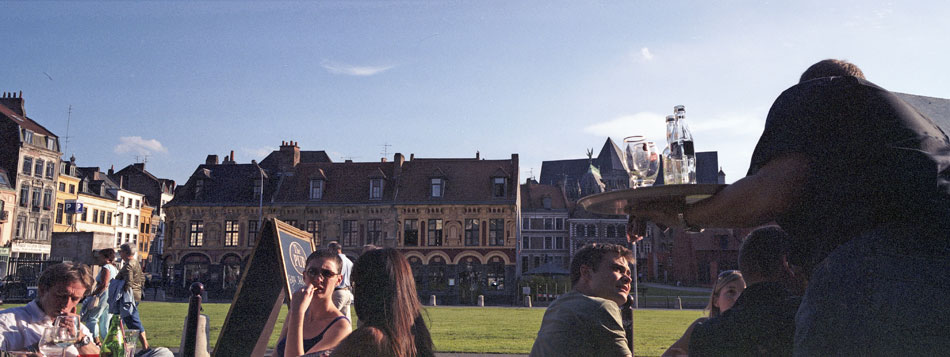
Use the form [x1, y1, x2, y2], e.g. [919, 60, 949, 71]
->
[352, 248, 434, 357]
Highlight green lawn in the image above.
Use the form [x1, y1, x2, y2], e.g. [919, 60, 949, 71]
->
[2, 302, 704, 356]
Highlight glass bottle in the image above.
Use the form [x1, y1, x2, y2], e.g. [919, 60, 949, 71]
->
[100, 314, 126, 357]
[663, 114, 680, 184]
[673, 105, 696, 184]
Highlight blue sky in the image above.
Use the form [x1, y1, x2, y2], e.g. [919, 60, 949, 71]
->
[3, 1, 949, 185]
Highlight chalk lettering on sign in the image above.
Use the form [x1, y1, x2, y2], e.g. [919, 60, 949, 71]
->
[289, 241, 307, 275]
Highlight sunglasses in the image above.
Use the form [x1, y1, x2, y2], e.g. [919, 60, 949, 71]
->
[306, 267, 338, 279]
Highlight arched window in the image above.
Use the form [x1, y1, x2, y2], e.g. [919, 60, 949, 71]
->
[408, 256, 424, 290]
[486, 256, 506, 291]
[586, 224, 597, 237]
[606, 225, 617, 238]
[221, 254, 243, 290]
[181, 253, 211, 286]
[428, 256, 447, 291]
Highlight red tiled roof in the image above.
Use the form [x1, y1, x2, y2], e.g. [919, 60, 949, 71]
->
[0, 103, 57, 138]
[520, 182, 568, 210]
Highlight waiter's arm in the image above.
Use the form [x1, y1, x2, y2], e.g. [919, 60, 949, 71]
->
[631, 153, 809, 229]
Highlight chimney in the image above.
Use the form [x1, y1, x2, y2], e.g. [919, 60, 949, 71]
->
[381, 157, 387, 163]
[133, 162, 145, 171]
[394, 153, 404, 177]
[410, 153, 414, 161]
[278, 140, 300, 171]
[0, 91, 25, 116]
[476, 151, 480, 160]
[108, 166, 114, 176]
[230, 150, 235, 163]
[206, 154, 219, 165]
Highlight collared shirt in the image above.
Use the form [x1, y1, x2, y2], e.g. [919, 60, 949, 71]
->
[0, 301, 93, 356]
[530, 290, 630, 357]
[337, 253, 353, 289]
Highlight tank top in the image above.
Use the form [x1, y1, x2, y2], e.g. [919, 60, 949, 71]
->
[275, 315, 349, 357]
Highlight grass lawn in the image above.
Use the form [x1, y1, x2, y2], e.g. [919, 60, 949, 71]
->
[2, 302, 704, 356]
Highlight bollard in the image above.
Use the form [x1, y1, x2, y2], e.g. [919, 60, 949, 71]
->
[183, 282, 204, 357]
[676, 296, 683, 310]
[524, 295, 532, 308]
[478, 295, 484, 307]
[430, 295, 437, 306]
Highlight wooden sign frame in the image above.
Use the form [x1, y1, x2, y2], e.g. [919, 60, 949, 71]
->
[212, 218, 314, 357]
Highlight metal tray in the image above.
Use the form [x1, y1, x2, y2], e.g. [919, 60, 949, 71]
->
[576, 184, 726, 216]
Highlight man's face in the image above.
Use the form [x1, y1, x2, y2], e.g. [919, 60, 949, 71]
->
[583, 252, 632, 305]
[37, 280, 86, 318]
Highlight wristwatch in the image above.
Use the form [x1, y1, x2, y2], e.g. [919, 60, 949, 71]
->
[76, 334, 94, 347]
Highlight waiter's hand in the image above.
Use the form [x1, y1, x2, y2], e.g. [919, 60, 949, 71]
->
[626, 200, 687, 240]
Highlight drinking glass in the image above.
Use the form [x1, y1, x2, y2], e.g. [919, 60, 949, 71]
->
[624, 136, 660, 187]
[40, 320, 78, 357]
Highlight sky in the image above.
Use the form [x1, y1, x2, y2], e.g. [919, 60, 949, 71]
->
[3, 1, 949, 185]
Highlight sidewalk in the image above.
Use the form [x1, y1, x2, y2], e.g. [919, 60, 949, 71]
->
[641, 282, 711, 294]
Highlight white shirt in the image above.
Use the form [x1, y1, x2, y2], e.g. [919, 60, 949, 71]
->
[337, 253, 353, 289]
[0, 301, 92, 356]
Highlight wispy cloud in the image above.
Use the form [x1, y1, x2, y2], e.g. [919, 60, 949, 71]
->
[114, 136, 167, 156]
[640, 47, 654, 61]
[321, 60, 395, 76]
[242, 147, 276, 161]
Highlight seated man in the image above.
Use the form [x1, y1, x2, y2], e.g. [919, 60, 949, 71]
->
[0, 262, 100, 356]
[530, 243, 633, 357]
[689, 227, 802, 356]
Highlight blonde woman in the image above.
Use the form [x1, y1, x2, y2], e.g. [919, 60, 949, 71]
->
[661, 271, 745, 357]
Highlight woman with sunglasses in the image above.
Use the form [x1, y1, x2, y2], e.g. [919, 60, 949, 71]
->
[661, 270, 745, 357]
[276, 250, 352, 357]
[331, 248, 434, 357]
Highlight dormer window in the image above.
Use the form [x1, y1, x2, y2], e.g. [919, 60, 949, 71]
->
[431, 178, 444, 198]
[492, 177, 507, 198]
[369, 179, 383, 200]
[309, 179, 324, 200]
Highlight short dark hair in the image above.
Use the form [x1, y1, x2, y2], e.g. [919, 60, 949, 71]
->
[99, 248, 116, 262]
[800, 59, 865, 83]
[570, 243, 632, 285]
[306, 249, 343, 274]
[739, 226, 790, 277]
[119, 243, 135, 256]
[327, 241, 342, 253]
[38, 262, 95, 295]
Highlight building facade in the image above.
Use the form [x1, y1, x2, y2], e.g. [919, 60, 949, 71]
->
[109, 162, 175, 271]
[0, 92, 62, 261]
[518, 181, 571, 277]
[53, 157, 80, 233]
[164, 142, 520, 303]
[73, 168, 118, 239]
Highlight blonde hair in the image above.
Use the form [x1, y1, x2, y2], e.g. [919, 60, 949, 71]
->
[705, 271, 744, 317]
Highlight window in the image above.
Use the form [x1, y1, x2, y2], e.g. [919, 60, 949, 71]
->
[486, 256, 506, 291]
[306, 220, 321, 243]
[189, 220, 204, 247]
[135, 200, 140, 209]
[100, 211, 106, 225]
[522, 236, 531, 249]
[59, 182, 66, 192]
[248, 220, 259, 246]
[529, 218, 542, 230]
[134, 215, 139, 227]
[342, 220, 358, 247]
[427, 219, 443, 246]
[489, 219, 504, 246]
[39, 219, 49, 241]
[117, 213, 123, 226]
[92, 209, 99, 223]
[555, 236, 564, 249]
[22, 157, 32, 175]
[19, 184, 29, 207]
[69, 184, 75, 194]
[431, 178, 444, 198]
[606, 225, 617, 238]
[369, 179, 383, 199]
[43, 189, 52, 210]
[106, 213, 111, 225]
[81, 208, 87, 222]
[46, 162, 54, 179]
[530, 236, 543, 249]
[15, 215, 25, 238]
[544, 218, 553, 230]
[492, 177, 507, 198]
[121, 197, 126, 206]
[545, 236, 553, 249]
[309, 179, 323, 200]
[464, 219, 480, 246]
[403, 219, 418, 246]
[31, 188, 41, 210]
[27, 218, 37, 239]
[224, 220, 239, 246]
[22, 130, 33, 144]
[521, 217, 528, 230]
[56, 203, 64, 224]
[34, 159, 44, 178]
[427, 256, 447, 291]
[556, 218, 564, 230]
[366, 219, 382, 246]
[127, 213, 132, 227]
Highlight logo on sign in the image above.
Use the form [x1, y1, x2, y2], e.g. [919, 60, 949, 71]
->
[289, 242, 307, 275]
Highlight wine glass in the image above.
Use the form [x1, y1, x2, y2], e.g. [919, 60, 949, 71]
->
[40, 317, 78, 357]
[624, 136, 660, 187]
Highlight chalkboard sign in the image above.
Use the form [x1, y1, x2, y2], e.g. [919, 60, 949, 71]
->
[213, 218, 314, 357]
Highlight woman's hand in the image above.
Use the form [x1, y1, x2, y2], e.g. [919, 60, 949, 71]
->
[290, 285, 316, 316]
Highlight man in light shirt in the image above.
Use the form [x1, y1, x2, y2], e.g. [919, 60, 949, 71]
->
[328, 241, 354, 323]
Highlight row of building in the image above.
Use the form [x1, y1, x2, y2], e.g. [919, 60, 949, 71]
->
[0, 92, 748, 304]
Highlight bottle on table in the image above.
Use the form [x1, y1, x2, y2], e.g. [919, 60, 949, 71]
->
[663, 114, 680, 185]
[673, 105, 697, 184]
[100, 315, 126, 357]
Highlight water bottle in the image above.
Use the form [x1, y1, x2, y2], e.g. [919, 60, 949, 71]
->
[673, 105, 696, 184]
[663, 115, 680, 184]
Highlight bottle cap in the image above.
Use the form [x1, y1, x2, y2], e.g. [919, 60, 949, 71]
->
[674, 105, 685, 113]
[665, 115, 675, 122]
